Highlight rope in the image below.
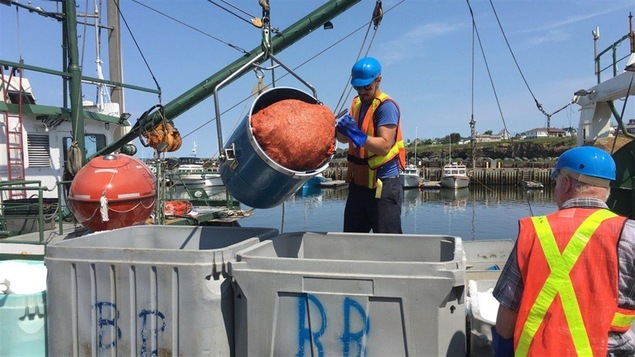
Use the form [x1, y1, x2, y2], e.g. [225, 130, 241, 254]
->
[66, 142, 83, 176]
[333, 0, 392, 116]
[15, 5, 23, 63]
[524, 190, 534, 216]
[132, 0, 248, 54]
[206, 0, 255, 27]
[79, 0, 89, 71]
[112, 0, 162, 102]
[466, 0, 509, 137]
[487, 0, 570, 125]
[99, 194, 109, 222]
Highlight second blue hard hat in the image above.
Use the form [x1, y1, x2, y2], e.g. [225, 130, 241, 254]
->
[351, 57, 381, 87]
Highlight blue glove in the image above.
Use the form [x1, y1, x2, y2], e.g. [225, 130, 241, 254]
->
[336, 114, 367, 148]
[491, 326, 514, 357]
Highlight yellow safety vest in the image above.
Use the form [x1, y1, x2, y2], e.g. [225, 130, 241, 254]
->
[346, 92, 405, 189]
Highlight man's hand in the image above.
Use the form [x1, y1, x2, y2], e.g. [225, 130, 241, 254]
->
[336, 114, 367, 148]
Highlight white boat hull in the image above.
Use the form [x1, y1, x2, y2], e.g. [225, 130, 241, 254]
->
[440, 175, 470, 189]
[400, 165, 423, 188]
[400, 173, 422, 188]
[441, 163, 470, 189]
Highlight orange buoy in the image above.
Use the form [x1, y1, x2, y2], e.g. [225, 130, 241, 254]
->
[67, 154, 156, 231]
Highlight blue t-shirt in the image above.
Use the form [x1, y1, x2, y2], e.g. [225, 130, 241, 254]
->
[358, 100, 400, 178]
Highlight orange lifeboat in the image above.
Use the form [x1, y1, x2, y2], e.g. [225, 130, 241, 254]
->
[67, 154, 156, 231]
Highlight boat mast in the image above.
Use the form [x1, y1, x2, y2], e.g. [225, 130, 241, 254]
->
[64, 0, 86, 165]
[94, 0, 109, 111]
[107, 0, 124, 115]
[470, 114, 476, 170]
[414, 127, 417, 166]
[92, 0, 361, 158]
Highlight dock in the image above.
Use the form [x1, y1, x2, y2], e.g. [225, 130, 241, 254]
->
[420, 180, 441, 189]
[324, 167, 555, 188]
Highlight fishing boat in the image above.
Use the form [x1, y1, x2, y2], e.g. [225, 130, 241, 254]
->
[400, 129, 423, 188]
[167, 156, 223, 188]
[440, 135, 469, 188]
[400, 164, 423, 188]
[440, 162, 470, 188]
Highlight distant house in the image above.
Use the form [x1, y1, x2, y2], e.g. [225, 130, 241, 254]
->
[524, 128, 549, 139]
[523, 128, 566, 139]
[474, 129, 510, 143]
[547, 128, 567, 137]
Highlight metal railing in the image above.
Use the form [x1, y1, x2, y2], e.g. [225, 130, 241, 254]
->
[0, 180, 74, 244]
[595, 33, 631, 84]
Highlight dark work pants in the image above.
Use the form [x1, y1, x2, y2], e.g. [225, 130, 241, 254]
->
[343, 177, 403, 233]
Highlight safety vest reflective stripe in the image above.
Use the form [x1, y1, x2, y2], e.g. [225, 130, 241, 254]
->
[367, 140, 405, 169]
[516, 209, 618, 357]
[612, 310, 635, 331]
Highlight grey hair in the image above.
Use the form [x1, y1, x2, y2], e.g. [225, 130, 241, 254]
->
[572, 181, 611, 201]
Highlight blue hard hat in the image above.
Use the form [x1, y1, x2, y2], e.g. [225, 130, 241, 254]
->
[551, 146, 616, 184]
[351, 57, 381, 87]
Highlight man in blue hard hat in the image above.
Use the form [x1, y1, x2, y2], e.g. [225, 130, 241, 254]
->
[491, 146, 635, 356]
[335, 57, 406, 233]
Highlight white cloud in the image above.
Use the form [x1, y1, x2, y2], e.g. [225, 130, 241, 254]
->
[379, 22, 465, 63]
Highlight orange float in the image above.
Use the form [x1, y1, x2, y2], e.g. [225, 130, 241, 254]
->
[163, 200, 193, 216]
[67, 154, 156, 231]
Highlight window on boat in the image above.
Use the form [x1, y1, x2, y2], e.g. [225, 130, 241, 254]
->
[62, 134, 107, 162]
[7, 91, 35, 105]
[27, 134, 51, 168]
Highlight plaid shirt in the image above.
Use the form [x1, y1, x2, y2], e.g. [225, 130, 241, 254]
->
[492, 198, 635, 354]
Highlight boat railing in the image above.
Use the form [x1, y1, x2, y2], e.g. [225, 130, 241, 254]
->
[0, 180, 76, 244]
[595, 33, 631, 83]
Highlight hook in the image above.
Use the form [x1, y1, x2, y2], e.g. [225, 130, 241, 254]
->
[252, 68, 267, 96]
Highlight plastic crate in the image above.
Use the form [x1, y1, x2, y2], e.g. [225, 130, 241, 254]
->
[228, 232, 466, 356]
[45, 225, 278, 357]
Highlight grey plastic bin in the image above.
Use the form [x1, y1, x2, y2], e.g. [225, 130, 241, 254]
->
[45, 225, 278, 357]
[228, 232, 466, 357]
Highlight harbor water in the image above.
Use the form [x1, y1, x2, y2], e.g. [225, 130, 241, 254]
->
[236, 184, 557, 240]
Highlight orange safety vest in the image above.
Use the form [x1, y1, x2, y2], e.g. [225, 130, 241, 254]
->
[514, 208, 634, 356]
[346, 92, 406, 189]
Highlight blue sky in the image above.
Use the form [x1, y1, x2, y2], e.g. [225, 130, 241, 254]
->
[2, 0, 634, 158]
